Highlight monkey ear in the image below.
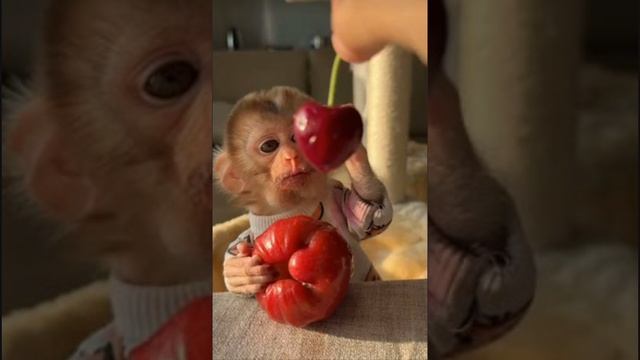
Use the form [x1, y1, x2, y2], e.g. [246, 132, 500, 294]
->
[213, 151, 245, 194]
[7, 100, 96, 221]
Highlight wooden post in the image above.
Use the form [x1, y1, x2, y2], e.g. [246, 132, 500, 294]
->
[366, 45, 413, 204]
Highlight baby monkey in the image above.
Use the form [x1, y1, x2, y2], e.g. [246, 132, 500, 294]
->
[215, 86, 392, 294]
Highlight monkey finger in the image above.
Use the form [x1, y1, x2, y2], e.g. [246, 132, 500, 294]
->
[224, 264, 273, 278]
[223, 256, 254, 271]
[249, 254, 263, 266]
[246, 263, 275, 277]
[226, 273, 275, 287]
[236, 242, 253, 256]
[235, 283, 266, 295]
[223, 258, 255, 277]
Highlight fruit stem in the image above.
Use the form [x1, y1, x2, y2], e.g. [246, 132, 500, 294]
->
[327, 54, 341, 107]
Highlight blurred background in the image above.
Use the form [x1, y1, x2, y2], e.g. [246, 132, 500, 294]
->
[440, 1, 638, 359]
[2, 0, 108, 317]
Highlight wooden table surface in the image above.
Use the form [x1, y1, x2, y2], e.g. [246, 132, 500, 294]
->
[213, 279, 428, 360]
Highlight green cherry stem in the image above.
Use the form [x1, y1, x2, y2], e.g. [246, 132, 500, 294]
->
[327, 54, 341, 107]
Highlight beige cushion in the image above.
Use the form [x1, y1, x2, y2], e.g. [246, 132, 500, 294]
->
[2, 281, 111, 360]
[213, 280, 427, 359]
[212, 214, 250, 293]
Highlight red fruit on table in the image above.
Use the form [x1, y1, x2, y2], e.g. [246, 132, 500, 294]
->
[130, 296, 211, 360]
[293, 101, 363, 172]
[253, 215, 352, 327]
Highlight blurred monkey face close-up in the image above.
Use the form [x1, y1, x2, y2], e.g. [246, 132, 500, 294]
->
[5, 0, 212, 284]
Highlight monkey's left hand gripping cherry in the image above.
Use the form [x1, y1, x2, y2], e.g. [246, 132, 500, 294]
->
[293, 102, 363, 172]
[131, 296, 211, 360]
[252, 215, 352, 327]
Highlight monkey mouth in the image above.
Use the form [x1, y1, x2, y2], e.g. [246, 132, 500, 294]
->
[279, 169, 313, 189]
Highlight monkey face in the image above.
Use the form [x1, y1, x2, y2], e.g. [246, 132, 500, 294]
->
[214, 87, 329, 215]
[102, 1, 213, 266]
[244, 119, 328, 212]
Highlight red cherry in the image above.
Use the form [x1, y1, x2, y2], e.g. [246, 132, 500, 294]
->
[293, 101, 363, 172]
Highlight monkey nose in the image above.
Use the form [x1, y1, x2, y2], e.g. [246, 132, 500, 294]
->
[287, 158, 300, 169]
[283, 148, 299, 161]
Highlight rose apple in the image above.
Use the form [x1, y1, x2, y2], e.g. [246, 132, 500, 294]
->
[253, 215, 352, 327]
[293, 101, 363, 172]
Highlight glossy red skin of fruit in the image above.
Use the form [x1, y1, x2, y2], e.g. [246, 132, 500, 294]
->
[293, 101, 363, 173]
[253, 215, 352, 327]
[130, 296, 211, 360]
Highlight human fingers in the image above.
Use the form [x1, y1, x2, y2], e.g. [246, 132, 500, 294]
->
[330, 0, 388, 63]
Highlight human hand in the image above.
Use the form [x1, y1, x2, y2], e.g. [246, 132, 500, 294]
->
[331, 0, 427, 64]
[330, 0, 389, 63]
[223, 242, 277, 295]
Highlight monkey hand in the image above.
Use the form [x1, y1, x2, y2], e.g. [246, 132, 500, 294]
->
[223, 242, 277, 295]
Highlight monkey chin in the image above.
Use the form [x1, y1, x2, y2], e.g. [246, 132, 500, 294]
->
[278, 171, 312, 190]
[271, 172, 325, 210]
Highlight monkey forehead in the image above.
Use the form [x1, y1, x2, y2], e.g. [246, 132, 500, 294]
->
[226, 109, 290, 135]
[47, 0, 210, 46]
[242, 113, 293, 139]
[246, 111, 294, 125]
[41, 0, 210, 94]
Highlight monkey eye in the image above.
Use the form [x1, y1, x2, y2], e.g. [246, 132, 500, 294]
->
[144, 60, 198, 100]
[259, 139, 279, 154]
[291, 134, 296, 143]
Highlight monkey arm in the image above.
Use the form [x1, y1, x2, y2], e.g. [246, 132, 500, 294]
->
[427, 71, 511, 252]
[427, 72, 536, 356]
[328, 178, 393, 241]
[428, 210, 536, 357]
[344, 144, 386, 203]
[328, 144, 392, 240]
